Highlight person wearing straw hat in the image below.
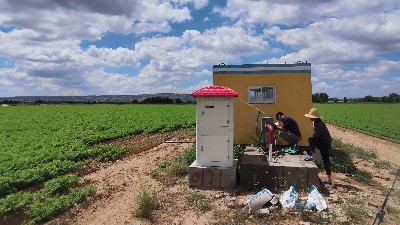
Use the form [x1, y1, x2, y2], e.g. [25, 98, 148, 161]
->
[304, 108, 333, 185]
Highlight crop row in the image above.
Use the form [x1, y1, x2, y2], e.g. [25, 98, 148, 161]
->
[314, 103, 400, 143]
[0, 104, 196, 197]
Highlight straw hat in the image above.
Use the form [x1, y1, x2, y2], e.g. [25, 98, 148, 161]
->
[304, 108, 320, 118]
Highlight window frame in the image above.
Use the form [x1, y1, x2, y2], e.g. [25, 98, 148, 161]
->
[247, 86, 276, 104]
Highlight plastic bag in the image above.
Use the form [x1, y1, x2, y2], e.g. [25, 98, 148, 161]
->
[279, 185, 298, 208]
[246, 188, 275, 213]
[305, 185, 327, 211]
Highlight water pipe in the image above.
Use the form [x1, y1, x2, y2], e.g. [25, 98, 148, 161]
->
[266, 124, 274, 161]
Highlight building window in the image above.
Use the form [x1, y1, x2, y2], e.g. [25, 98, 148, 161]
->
[248, 86, 275, 104]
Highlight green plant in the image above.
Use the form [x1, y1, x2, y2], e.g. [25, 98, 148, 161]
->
[41, 174, 79, 196]
[354, 170, 375, 185]
[250, 131, 268, 150]
[134, 186, 158, 218]
[386, 205, 400, 215]
[300, 209, 332, 224]
[315, 103, 400, 143]
[234, 144, 246, 162]
[0, 191, 34, 217]
[151, 144, 195, 180]
[342, 203, 367, 223]
[165, 161, 188, 177]
[185, 191, 211, 212]
[179, 144, 196, 165]
[0, 104, 195, 197]
[392, 167, 400, 176]
[102, 177, 111, 187]
[230, 208, 248, 225]
[27, 184, 96, 224]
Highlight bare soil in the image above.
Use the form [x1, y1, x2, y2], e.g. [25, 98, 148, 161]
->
[6, 125, 400, 224]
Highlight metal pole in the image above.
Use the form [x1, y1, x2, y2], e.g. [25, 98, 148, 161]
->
[372, 173, 398, 225]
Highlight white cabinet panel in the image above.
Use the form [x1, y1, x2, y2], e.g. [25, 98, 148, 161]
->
[197, 136, 230, 167]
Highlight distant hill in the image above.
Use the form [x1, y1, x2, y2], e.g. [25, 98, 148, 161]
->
[0, 93, 196, 104]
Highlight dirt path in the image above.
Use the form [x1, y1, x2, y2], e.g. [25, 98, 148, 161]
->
[38, 126, 399, 224]
[48, 141, 193, 225]
[327, 124, 400, 166]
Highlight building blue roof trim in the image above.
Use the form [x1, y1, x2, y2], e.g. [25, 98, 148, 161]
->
[213, 63, 311, 69]
[214, 70, 311, 74]
[213, 63, 311, 74]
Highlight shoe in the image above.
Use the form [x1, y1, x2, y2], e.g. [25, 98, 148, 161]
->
[304, 156, 314, 161]
[284, 147, 298, 154]
[320, 179, 333, 185]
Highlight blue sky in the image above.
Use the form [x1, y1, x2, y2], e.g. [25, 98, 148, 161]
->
[0, 0, 399, 98]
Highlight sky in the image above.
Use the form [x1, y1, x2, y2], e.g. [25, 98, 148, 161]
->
[0, 0, 399, 98]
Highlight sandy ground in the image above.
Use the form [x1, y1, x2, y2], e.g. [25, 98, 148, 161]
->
[327, 124, 400, 166]
[3, 125, 399, 224]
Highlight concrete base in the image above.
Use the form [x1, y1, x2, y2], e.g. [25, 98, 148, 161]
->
[240, 147, 319, 190]
[189, 160, 237, 189]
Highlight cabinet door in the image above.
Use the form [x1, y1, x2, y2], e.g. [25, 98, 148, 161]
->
[198, 136, 229, 165]
[198, 99, 230, 127]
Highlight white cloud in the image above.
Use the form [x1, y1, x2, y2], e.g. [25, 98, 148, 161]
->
[0, 0, 399, 98]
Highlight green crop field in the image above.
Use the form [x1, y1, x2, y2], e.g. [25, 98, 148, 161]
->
[0, 104, 196, 197]
[314, 103, 400, 143]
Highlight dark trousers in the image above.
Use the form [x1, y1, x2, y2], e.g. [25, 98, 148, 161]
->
[307, 137, 332, 176]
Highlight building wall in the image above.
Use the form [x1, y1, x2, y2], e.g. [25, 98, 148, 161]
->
[213, 63, 313, 146]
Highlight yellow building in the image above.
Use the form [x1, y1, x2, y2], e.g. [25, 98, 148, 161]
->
[213, 63, 313, 146]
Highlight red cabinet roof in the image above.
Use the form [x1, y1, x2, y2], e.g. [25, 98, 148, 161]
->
[191, 86, 238, 97]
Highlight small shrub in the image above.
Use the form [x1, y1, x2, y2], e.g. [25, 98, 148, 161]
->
[230, 208, 248, 225]
[151, 144, 195, 180]
[166, 161, 188, 177]
[342, 203, 367, 223]
[180, 144, 196, 165]
[135, 186, 158, 218]
[300, 209, 331, 224]
[354, 170, 374, 185]
[150, 169, 159, 179]
[234, 144, 246, 162]
[373, 160, 392, 169]
[386, 205, 400, 215]
[250, 132, 268, 150]
[185, 191, 211, 212]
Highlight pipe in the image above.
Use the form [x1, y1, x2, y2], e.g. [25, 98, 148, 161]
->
[266, 124, 274, 161]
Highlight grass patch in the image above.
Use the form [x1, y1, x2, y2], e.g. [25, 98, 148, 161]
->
[392, 168, 400, 177]
[134, 186, 158, 219]
[332, 139, 377, 161]
[386, 205, 400, 215]
[151, 144, 244, 181]
[151, 144, 195, 180]
[341, 203, 367, 223]
[229, 208, 248, 225]
[185, 191, 211, 212]
[300, 209, 332, 224]
[313, 138, 380, 185]
[373, 160, 392, 170]
[165, 161, 188, 177]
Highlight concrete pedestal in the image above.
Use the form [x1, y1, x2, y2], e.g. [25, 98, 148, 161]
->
[239, 147, 319, 190]
[189, 160, 237, 189]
